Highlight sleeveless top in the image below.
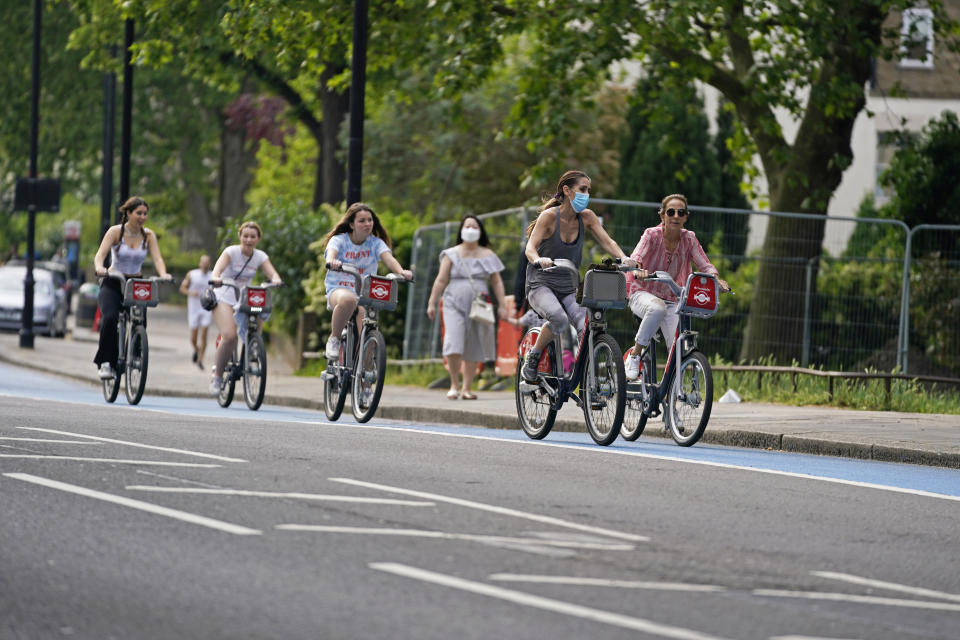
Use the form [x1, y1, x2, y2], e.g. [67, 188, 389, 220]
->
[111, 226, 148, 276]
[525, 209, 585, 295]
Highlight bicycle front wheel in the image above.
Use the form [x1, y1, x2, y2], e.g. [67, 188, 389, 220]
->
[243, 334, 267, 411]
[515, 341, 557, 439]
[621, 347, 654, 442]
[665, 350, 712, 446]
[102, 368, 120, 403]
[352, 330, 386, 423]
[218, 358, 236, 408]
[124, 324, 149, 405]
[581, 333, 625, 446]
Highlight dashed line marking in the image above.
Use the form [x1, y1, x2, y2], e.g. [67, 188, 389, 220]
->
[16, 427, 245, 462]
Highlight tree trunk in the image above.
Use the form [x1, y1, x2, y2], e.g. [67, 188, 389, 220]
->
[315, 64, 349, 208]
[218, 113, 257, 240]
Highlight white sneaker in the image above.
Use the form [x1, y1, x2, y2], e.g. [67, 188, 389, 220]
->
[325, 336, 341, 360]
[98, 362, 114, 380]
[625, 353, 642, 380]
[209, 377, 222, 396]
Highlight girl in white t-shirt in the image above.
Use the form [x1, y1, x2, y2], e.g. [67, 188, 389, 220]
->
[208, 221, 283, 395]
[321, 202, 413, 360]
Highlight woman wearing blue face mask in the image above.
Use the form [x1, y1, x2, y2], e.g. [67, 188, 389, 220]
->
[520, 170, 636, 382]
[426, 215, 507, 399]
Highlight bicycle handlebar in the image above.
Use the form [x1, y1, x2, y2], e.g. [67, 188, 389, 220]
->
[325, 263, 415, 284]
[641, 270, 733, 295]
[208, 277, 284, 296]
[102, 271, 177, 286]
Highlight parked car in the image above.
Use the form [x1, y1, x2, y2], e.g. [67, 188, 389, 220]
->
[5, 259, 73, 313]
[0, 265, 69, 337]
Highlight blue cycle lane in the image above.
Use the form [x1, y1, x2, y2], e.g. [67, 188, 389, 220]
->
[2, 362, 959, 502]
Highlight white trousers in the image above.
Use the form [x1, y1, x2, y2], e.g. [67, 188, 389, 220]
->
[629, 291, 679, 351]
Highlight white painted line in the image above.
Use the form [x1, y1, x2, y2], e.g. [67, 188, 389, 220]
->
[277, 525, 634, 550]
[4, 473, 260, 535]
[370, 562, 734, 640]
[126, 486, 435, 506]
[811, 570, 960, 603]
[329, 478, 647, 542]
[770, 636, 862, 640]
[0, 437, 99, 444]
[752, 589, 960, 612]
[329, 425, 960, 503]
[16, 427, 245, 462]
[488, 574, 725, 592]
[0, 455, 220, 467]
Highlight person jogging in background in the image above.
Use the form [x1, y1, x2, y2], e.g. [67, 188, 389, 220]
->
[179, 254, 213, 370]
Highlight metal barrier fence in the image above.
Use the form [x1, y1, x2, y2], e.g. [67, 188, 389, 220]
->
[403, 200, 959, 378]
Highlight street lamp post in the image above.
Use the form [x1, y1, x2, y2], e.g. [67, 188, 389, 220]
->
[346, 0, 368, 206]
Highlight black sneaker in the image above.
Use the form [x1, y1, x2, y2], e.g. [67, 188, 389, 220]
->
[521, 350, 541, 382]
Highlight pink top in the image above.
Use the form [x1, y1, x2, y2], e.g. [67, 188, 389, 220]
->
[625, 226, 718, 301]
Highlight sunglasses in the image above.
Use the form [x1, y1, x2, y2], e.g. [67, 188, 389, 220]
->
[664, 207, 688, 217]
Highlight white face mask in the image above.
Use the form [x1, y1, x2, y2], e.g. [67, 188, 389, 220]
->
[461, 227, 481, 243]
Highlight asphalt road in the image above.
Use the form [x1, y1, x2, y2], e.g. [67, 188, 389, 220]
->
[2, 367, 959, 640]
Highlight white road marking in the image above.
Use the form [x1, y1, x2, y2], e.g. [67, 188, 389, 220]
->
[322, 424, 960, 503]
[276, 525, 634, 550]
[4, 473, 260, 535]
[370, 562, 734, 640]
[770, 636, 862, 640]
[811, 570, 960, 603]
[0, 455, 219, 467]
[126, 486, 435, 506]
[752, 589, 960, 611]
[488, 573, 725, 592]
[16, 427, 245, 462]
[0, 437, 99, 444]
[329, 478, 647, 542]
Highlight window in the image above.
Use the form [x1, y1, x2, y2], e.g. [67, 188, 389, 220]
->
[900, 8, 934, 69]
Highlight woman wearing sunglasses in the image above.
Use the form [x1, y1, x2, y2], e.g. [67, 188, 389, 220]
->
[623, 193, 729, 380]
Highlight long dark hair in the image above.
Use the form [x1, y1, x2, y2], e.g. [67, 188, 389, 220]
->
[455, 215, 490, 247]
[117, 196, 148, 245]
[322, 202, 392, 249]
[526, 169, 590, 237]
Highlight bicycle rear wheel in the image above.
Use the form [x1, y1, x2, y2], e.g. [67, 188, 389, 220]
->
[218, 358, 237, 408]
[352, 330, 386, 423]
[581, 333, 625, 446]
[124, 324, 149, 405]
[515, 333, 557, 439]
[621, 346, 654, 442]
[243, 334, 267, 411]
[665, 350, 712, 446]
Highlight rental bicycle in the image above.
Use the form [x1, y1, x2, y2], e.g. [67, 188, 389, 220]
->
[322, 264, 413, 423]
[212, 278, 281, 411]
[515, 258, 632, 446]
[100, 271, 170, 405]
[621, 271, 728, 446]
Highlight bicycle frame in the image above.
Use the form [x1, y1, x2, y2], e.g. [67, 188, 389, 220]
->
[101, 271, 162, 405]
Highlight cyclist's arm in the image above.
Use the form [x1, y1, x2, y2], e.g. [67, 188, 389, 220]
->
[324, 244, 341, 271]
[260, 257, 283, 285]
[380, 250, 413, 280]
[525, 210, 554, 266]
[426, 255, 453, 320]
[145, 229, 171, 279]
[209, 251, 232, 282]
[583, 209, 631, 263]
[93, 225, 120, 276]
[687, 233, 728, 291]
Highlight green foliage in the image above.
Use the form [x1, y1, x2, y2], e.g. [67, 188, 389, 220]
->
[910, 254, 960, 374]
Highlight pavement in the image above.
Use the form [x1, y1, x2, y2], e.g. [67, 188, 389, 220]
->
[1, 303, 958, 469]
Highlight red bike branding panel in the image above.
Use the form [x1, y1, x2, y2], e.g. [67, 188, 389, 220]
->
[679, 273, 719, 318]
[369, 276, 392, 301]
[247, 287, 267, 308]
[132, 281, 152, 301]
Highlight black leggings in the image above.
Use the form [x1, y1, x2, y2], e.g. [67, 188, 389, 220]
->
[93, 278, 123, 367]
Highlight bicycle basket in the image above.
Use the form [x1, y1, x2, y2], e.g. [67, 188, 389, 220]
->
[677, 272, 719, 318]
[239, 286, 272, 315]
[123, 279, 159, 307]
[358, 275, 397, 311]
[578, 267, 627, 310]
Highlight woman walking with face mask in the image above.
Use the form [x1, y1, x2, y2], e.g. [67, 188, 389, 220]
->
[426, 215, 507, 399]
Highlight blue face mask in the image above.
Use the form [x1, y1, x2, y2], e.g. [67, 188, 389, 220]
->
[571, 191, 590, 213]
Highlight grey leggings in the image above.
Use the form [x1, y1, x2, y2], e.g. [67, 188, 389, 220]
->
[527, 286, 586, 337]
